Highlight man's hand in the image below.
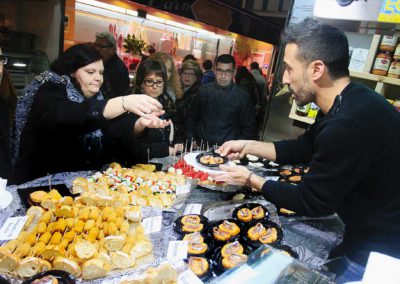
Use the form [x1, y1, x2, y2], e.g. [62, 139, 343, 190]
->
[211, 164, 251, 186]
[216, 140, 247, 160]
[125, 94, 163, 116]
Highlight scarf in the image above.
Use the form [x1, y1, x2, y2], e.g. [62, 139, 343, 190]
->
[13, 70, 104, 166]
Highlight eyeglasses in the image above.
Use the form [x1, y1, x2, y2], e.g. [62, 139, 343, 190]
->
[181, 72, 196, 77]
[0, 56, 8, 65]
[216, 68, 234, 76]
[143, 79, 164, 87]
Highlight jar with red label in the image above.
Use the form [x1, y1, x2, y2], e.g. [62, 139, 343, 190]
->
[372, 52, 392, 76]
[379, 34, 398, 52]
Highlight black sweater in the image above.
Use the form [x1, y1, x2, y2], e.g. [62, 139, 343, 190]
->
[14, 82, 137, 184]
[262, 82, 400, 266]
[186, 81, 257, 146]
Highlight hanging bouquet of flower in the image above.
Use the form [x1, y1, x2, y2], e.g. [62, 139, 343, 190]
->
[123, 33, 150, 56]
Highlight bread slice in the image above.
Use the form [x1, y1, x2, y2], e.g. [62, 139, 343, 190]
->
[72, 177, 89, 194]
[130, 240, 153, 258]
[82, 258, 110, 280]
[151, 262, 177, 284]
[30, 190, 48, 203]
[0, 250, 20, 273]
[104, 235, 125, 252]
[125, 206, 142, 222]
[53, 256, 82, 278]
[110, 251, 136, 269]
[75, 240, 97, 259]
[17, 257, 52, 278]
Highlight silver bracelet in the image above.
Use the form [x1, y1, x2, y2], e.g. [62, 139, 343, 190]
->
[121, 96, 129, 112]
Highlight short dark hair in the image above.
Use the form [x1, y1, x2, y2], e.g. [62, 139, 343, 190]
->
[183, 54, 196, 62]
[282, 17, 349, 79]
[51, 43, 102, 76]
[250, 62, 259, 70]
[203, 59, 213, 70]
[135, 58, 168, 93]
[235, 66, 255, 84]
[216, 54, 235, 68]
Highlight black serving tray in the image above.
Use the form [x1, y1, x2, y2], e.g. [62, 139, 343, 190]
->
[242, 220, 283, 249]
[173, 214, 210, 235]
[196, 152, 229, 168]
[22, 270, 75, 284]
[184, 256, 213, 281]
[232, 203, 270, 224]
[17, 184, 75, 209]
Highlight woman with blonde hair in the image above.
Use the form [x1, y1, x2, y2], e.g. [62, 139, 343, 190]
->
[176, 59, 202, 142]
[150, 52, 183, 102]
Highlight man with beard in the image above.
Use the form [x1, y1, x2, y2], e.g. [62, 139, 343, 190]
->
[213, 18, 400, 283]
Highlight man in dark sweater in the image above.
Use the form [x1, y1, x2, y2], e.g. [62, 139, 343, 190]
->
[186, 54, 257, 146]
[95, 32, 130, 98]
[214, 18, 400, 283]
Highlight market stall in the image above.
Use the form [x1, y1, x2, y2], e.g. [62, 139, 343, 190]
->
[0, 151, 342, 283]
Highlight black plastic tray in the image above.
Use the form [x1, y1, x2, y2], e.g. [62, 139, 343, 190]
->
[17, 184, 75, 209]
[22, 270, 75, 284]
[196, 152, 228, 168]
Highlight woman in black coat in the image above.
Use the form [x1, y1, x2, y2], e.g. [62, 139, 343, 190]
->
[131, 58, 183, 161]
[14, 43, 168, 184]
[175, 59, 202, 143]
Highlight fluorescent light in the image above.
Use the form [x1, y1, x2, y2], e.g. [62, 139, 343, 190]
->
[126, 9, 138, 17]
[13, 63, 27, 67]
[77, 0, 126, 13]
[165, 20, 197, 32]
[146, 14, 165, 23]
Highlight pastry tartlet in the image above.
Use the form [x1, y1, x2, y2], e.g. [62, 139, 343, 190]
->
[237, 208, 252, 222]
[222, 253, 248, 269]
[212, 227, 231, 241]
[188, 256, 209, 277]
[259, 228, 278, 244]
[279, 169, 292, 177]
[188, 242, 208, 255]
[181, 215, 201, 226]
[288, 175, 302, 182]
[247, 223, 267, 241]
[251, 206, 265, 220]
[183, 232, 204, 244]
[221, 241, 244, 258]
[218, 220, 240, 236]
[182, 223, 204, 233]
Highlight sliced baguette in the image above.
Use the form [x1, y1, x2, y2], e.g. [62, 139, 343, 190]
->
[53, 256, 82, 278]
[110, 251, 136, 269]
[81, 258, 110, 280]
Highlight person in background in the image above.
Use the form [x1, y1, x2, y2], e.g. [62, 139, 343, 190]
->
[235, 66, 261, 110]
[132, 58, 183, 160]
[0, 47, 16, 181]
[14, 44, 168, 184]
[150, 52, 183, 103]
[186, 54, 257, 146]
[176, 59, 202, 142]
[183, 54, 196, 62]
[214, 18, 400, 283]
[250, 61, 266, 97]
[201, 59, 215, 85]
[95, 32, 130, 98]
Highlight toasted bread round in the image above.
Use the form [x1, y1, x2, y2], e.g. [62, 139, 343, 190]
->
[30, 191, 48, 203]
[53, 256, 82, 278]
